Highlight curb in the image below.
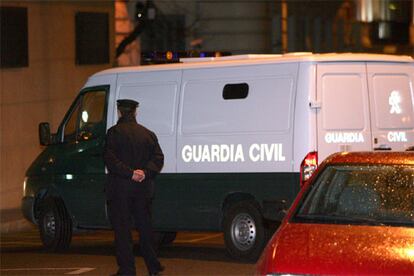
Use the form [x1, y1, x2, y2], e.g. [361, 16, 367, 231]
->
[0, 208, 36, 234]
[0, 219, 36, 234]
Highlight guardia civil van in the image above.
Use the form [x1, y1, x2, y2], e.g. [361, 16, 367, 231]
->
[22, 53, 414, 261]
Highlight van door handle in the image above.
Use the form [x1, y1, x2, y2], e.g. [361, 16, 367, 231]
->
[374, 145, 392, 151]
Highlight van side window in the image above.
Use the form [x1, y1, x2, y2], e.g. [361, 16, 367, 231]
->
[63, 89, 107, 143]
[78, 91, 106, 140]
[64, 101, 81, 142]
[223, 83, 249, 100]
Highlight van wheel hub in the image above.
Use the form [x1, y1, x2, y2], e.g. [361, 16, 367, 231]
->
[231, 213, 256, 251]
[43, 210, 56, 237]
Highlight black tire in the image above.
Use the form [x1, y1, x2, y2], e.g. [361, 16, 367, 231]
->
[38, 198, 72, 251]
[223, 201, 266, 262]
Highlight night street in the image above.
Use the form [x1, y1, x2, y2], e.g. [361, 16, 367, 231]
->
[1, 1, 413, 276]
[1, 229, 255, 276]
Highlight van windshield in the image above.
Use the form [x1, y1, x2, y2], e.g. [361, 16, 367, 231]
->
[293, 164, 414, 227]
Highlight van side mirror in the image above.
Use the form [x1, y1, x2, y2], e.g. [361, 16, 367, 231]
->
[39, 122, 51, 146]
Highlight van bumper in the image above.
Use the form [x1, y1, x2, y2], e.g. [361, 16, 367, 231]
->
[21, 196, 36, 224]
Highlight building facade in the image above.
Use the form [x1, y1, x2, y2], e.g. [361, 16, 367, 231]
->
[0, 1, 114, 209]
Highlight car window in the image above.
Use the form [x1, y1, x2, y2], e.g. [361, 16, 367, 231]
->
[294, 164, 414, 227]
[63, 89, 107, 143]
[78, 91, 106, 140]
[63, 101, 81, 142]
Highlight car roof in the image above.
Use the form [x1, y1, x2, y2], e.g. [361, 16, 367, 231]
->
[323, 151, 414, 166]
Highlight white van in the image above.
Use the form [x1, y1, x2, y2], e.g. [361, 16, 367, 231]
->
[24, 53, 414, 261]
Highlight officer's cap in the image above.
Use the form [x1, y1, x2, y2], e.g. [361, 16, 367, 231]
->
[117, 99, 139, 109]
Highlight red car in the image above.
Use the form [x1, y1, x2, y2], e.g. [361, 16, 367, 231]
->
[256, 152, 414, 275]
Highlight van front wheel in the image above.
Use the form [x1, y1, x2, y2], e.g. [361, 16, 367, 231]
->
[38, 198, 72, 251]
[223, 201, 266, 262]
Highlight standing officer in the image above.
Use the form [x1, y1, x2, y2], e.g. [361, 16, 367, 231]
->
[104, 99, 164, 276]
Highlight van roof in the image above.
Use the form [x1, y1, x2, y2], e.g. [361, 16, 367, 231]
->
[94, 53, 413, 77]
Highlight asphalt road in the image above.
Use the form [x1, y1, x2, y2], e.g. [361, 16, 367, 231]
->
[0, 229, 256, 276]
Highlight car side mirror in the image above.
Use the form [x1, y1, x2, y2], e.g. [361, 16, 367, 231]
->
[39, 122, 51, 146]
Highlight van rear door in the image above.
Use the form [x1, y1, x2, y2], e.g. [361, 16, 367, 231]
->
[316, 63, 373, 162]
[366, 63, 414, 151]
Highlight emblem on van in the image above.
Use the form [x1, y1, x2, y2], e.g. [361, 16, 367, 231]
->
[389, 90, 402, 114]
[181, 143, 286, 163]
[387, 131, 408, 142]
[325, 132, 364, 144]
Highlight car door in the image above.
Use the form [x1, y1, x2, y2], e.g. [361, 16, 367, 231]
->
[54, 86, 109, 227]
[366, 63, 414, 151]
[316, 63, 373, 162]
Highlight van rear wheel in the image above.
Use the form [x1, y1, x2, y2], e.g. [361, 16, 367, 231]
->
[39, 198, 72, 251]
[223, 201, 266, 262]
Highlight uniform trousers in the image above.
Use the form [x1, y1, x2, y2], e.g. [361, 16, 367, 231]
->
[108, 190, 161, 275]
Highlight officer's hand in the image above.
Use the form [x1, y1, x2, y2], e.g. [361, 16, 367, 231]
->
[132, 169, 146, 182]
[132, 170, 141, 182]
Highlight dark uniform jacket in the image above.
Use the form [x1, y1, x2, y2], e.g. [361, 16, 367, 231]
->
[103, 115, 164, 200]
